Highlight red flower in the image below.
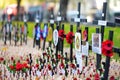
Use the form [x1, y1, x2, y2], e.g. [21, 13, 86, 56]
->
[83, 30, 87, 41]
[48, 64, 51, 70]
[59, 63, 64, 68]
[59, 30, 64, 40]
[94, 73, 100, 80]
[110, 76, 115, 80]
[35, 64, 39, 68]
[0, 57, 4, 61]
[70, 63, 75, 69]
[11, 57, 14, 61]
[102, 40, 113, 57]
[58, 54, 61, 59]
[16, 62, 23, 71]
[73, 77, 77, 80]
[9, 65, 15, 70]
[102, 40, 113, 50]
[66, 32, 74, 44]
[23, 62, 29, 68]
[86, 78, 91, 80]
[90, 74, 92, 77]
[26, 58, 29, 63]
[43, 52, 47, 56]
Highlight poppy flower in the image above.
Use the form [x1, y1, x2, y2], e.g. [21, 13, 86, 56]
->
[9, 65, 15, 70]
[83, 30, 87, 41]
[90, 74, 92, 77]
[102, 40, 113, 57]
[48, 64, 51, 70]
[60, 63, 64, 68]
[23, 62, 29, 68]
[16, 62, 23, 71]
[102, 40, 113, 50]
[110, 76, 115, 80]
[73, 77, 77, 80]
[66, 32, 74, 44]
[0, 57, 4, 61]
[58, 54, 61, 59]
[35, 64, 39, 68]
[70, 63, 75, 69]
[26, 58, 29, 63]
[43, 52, 47, 56]
[86, 78, 91, 80]
[11, 57, 14, 61]
[58, 30, 65, 40]
[94, 73, 100, 80]
[102, 49, 113, 57]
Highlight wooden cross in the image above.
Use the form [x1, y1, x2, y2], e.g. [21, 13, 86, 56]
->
[56, 12, 63, 27]
[71, 2, 87, 31]
[92, 2, 115, 70]
[103, 31, 114, 80]
[29, 53, 32, 80]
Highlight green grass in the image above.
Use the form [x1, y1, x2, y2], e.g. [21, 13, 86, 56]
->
[0, 21, 120, 60]
[0, 21, 120, 48]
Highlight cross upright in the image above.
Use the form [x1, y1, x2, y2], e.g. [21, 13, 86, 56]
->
[50, 11, 54, 31]
[92, 2, 115, 70]
[56, 11, 63, 28]
[71, 2, 87, 31]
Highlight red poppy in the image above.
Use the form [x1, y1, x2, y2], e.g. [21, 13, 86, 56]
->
[102, 40, 113, 57]
[23, 62, 29, 68]
[83, 30, 87, 41]
[93, 69, 96, 72]
[90, 74, 92, 77]
[70, 63, 75, 69]
[86, 78, 91, 80]
[16, 62, 23, 71]
[58, 54, 61, 59]
[110, 76, 115, 80]
[73, 77, 77, 80]
[94, 73, 100, 80]
[35, 64, 39, 68]
[48, 64, 51, 70]
[0, 57, 4, 61]
[43, 52, 47, 56]
[59, 30, 65, 40]
[102, 40, 113, 50]
[60, 63, 64, 68]
[9, 65, 15, 70]
[66, 32, 74, 44]
[26, 58, 29, 63]
[11, 57, 14, 61]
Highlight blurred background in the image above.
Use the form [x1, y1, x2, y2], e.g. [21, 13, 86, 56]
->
[0, 0, 120, 22]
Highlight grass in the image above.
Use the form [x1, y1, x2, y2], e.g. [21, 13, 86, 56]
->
[0, 21, 120, 48]
[0, 21, 120, 60]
